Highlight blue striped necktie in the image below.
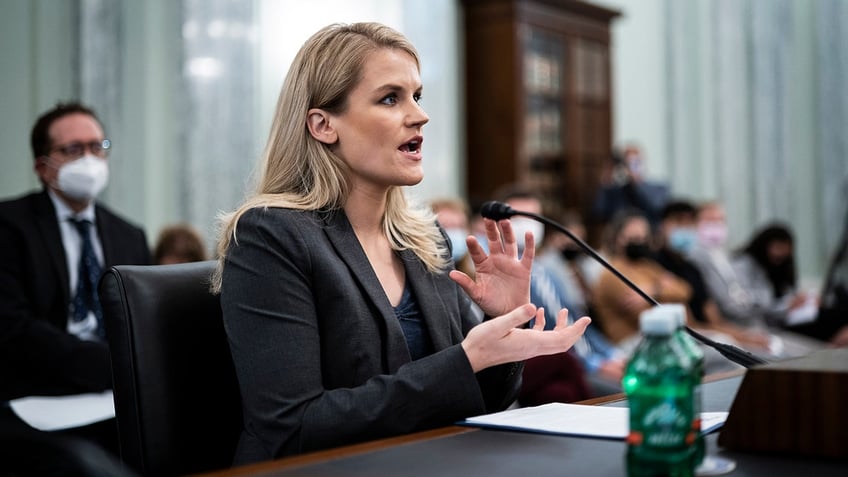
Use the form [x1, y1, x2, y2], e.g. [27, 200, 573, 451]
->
[69, 218, 104, 339]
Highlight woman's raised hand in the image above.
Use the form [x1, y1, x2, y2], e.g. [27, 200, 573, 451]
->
[461, 304, 592, 372]
[449, 218, 534, 317]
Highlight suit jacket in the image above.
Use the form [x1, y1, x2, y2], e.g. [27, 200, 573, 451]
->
[593, 180, 670, 227]
[0, 190, 150, 400]
[221, 207, 521, 462]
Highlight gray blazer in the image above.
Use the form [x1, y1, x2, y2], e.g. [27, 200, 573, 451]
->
[221, 207, 521, 463]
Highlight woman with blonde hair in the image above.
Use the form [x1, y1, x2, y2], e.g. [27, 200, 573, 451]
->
[213, 22, 590, 463]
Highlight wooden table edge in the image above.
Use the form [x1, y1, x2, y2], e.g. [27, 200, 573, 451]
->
[196, 369, 746, 476]
[195, 425, 475, 476]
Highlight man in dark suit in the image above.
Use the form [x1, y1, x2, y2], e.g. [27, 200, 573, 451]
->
[593, 144, 670, 229]
[0, 102, 150, 461]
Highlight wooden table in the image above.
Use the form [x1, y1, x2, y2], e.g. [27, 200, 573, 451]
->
[198, 371, 845, 476]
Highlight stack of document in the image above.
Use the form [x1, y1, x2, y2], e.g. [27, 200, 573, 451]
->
[9, 391, 115, 431]
[461, 403, 728, 439]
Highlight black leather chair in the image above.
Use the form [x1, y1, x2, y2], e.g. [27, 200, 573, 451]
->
[98, 261, 242, 476]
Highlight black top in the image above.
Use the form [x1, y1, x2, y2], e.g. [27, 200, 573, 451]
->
[393, 283, 434, 361]
[655, 247, 711, 323]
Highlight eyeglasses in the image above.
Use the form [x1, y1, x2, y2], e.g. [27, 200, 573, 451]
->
[49, 139, 111, 159]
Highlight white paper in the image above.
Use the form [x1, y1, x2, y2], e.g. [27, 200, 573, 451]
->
[462, 403, 728, 439]
[9, 391, 115, 431]
[785, 295, 819, 326]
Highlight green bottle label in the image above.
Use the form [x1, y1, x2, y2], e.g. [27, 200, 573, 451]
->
[629, 399, 695, 449]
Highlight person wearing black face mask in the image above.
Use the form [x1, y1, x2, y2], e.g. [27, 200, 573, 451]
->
[624, 241, 653, 261]
[538, 211, 599, 314]
[591, 209, 694, 354]
[561, 246, 581, 262]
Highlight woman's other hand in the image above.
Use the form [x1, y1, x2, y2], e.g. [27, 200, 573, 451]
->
[461, 304, 592, 372]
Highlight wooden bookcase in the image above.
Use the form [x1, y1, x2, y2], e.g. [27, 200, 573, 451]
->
[462, 0, 619, 228]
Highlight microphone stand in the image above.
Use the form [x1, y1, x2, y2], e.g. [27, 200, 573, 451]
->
[483, 201, 767, 368]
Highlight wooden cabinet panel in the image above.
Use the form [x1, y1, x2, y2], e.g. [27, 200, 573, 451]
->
[463, 0, 619, 228]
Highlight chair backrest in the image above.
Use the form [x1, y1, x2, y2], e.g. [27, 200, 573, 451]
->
[99, 261, 242, 476]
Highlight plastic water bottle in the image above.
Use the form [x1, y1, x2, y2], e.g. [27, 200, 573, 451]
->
[623, 305, 697, 477]
[669, 304, 705, 468]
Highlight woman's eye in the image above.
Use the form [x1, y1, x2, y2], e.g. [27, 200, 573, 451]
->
[413, 92, 422, 104]
[380, 94, 398, 105]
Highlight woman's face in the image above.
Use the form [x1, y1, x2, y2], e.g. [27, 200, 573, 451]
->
[767, 239, 792, 267]
[616, 217, 650, 253]
[329, 48, 429, 193]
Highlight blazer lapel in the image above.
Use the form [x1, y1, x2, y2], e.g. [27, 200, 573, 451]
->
[399, 249, 459, 352]
[321, 210, 410, 372]
[33, 192, 71, 304]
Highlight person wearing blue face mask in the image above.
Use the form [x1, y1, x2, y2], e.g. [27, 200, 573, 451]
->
[655, 201, 771, 351]
[431, 198, 475, 279]
[668, 226, 698, 255]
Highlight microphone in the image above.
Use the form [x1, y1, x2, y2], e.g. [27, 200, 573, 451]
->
[480, 200, 767, 368]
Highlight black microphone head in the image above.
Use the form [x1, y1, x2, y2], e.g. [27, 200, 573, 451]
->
[480, 201, 516, 220]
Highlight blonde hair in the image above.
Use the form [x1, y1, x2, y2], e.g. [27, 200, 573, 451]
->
[211, 22, 447, 292]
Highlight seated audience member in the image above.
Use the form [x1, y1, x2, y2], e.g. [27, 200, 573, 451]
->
[592, 209, 692, 352]
[469, 200, 490, 254]
[688, 201, 823, 358]
[593, 143, 670, 229]
[430, 198, 475, 279]
[535, 209, 626, 396]
[538, 211, 597, 318]
[655, 201, 770, 351]
[213, 23, 591, 463]
[810, 179, 848, 346]
[518, 351, 591, 406]
[153, 223, 208, 265]
[593, 209, 745, 373]
[732, 223, 816, 327]
[0, 102, 151, 465]
[804, 211, 848, 345]
[496, 186, 614, 399]
[687, 201, 764, 329]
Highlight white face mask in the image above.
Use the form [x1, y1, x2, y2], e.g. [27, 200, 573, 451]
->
[510, 217, 544, 250]
[56, 155, 109, 201]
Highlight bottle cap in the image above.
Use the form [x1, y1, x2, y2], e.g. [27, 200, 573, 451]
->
[639, 305, 683, 335]
[664, 303, 687, 327]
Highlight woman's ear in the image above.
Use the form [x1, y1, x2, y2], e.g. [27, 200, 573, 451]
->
[306, 109, 338, 145]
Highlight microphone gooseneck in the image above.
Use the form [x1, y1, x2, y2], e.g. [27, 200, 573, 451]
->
[480, 200, 767, 368]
